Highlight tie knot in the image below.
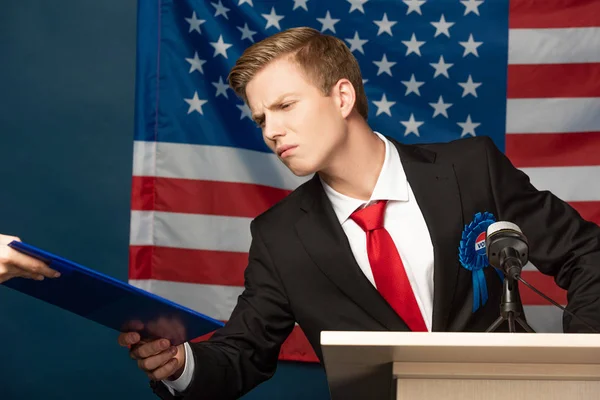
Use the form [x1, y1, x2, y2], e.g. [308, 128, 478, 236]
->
[350, 200, 387, 232]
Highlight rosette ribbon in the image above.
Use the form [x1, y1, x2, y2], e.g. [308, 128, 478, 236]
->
[458, 212, 504, 313]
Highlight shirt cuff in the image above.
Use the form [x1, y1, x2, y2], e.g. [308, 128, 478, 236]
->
[161, 342, 195, 394]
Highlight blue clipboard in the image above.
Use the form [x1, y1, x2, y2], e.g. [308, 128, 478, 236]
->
[2, 241, 224, 346]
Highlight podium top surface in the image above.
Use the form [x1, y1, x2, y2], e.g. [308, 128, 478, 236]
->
[321, 331, 600, 365]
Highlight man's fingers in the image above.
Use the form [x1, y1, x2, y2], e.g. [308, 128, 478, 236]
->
[118, 331, 141, 347]
[14, 269, 45, 281]
[147, 357, 180, 381]
[2, 249, 60, 278]
[138, 347, 178, 372]
[132, 338, 171, 359]
[122, 319, 144, 331]
[0, 265, 43, 283]
[0, 234, 20, 246]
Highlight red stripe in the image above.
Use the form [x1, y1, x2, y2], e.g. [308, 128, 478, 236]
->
[131, 236, 600, 305]
[129, 245, 154, 281]
[510, 0, 600, 29]
[131, 176, 155, 210]
[570, 201, 600, 226]
[507, 64, 600, 99]
[506, 132, 600, 168]
[131, 176, 291, 218]
[190, 325, 318, 363]
[129, 246, 247, 286]
[279, 326, 319, 362]
[520, 270, 567, 305]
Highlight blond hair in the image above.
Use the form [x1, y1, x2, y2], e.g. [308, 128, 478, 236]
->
[228, 27, 369, 120]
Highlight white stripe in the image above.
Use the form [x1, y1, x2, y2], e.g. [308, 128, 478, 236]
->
[130, 210, 154, 245]
[129, 210, 252, 252]
[506, 98, 600, 134]
[520, 166, 600, 202]
[509, 27, 600, 64]
[522, 262, 538, 272]
[523, 305, 562, 333]
[129, 279, 243, 321]
[132, 141, 156, 176]
[133, 141, 309, 191]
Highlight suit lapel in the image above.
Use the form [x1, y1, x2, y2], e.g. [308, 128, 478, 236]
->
[391, 139, 465, 331]
[295, 175, 409, 331]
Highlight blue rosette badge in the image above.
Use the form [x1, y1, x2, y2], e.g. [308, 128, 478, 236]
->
[459, 212, 503, 313]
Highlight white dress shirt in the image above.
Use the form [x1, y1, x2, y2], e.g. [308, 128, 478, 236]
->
[319, 132, 435, 331]
[163, 132, 435, 393]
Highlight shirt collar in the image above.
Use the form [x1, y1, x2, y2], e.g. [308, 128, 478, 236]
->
[320, 132, 409, 224]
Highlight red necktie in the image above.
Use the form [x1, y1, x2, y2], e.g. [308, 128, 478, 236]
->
[350, 200, 428, 332]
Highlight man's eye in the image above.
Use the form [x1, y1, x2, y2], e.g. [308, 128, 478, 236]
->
[281, 103, 292, 110]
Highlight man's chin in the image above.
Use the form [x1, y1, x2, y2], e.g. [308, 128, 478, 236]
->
[284, 162, 318, 177]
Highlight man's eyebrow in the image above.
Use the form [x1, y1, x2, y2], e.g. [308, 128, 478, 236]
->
[252, 112, 264, 124]
[251, 92, 298, 123]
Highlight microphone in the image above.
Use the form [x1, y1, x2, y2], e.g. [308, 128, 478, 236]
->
[484, 220, 599, 333]
[485, 221, 528, 281]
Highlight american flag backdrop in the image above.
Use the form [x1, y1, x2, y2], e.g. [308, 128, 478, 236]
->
[129, 0, 600, 362]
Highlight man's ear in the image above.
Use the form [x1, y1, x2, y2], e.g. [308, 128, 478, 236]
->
[334, 78, 356, 119]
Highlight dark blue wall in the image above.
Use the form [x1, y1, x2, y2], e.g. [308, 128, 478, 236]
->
[0, 1, 329, 399]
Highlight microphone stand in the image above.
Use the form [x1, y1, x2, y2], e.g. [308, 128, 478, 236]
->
[485, 275, 535, 333]
[485, 248, 535, 333]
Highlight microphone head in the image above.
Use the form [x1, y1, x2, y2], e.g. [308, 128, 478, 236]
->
[487, 221, 522, 237]
[485, 221, 529, 271]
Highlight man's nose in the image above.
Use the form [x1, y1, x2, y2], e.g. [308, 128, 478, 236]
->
[263, 119, 285, 141]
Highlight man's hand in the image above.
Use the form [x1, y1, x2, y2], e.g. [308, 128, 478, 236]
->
[0, 234, 60, 283]
[118, 331, 186, 381]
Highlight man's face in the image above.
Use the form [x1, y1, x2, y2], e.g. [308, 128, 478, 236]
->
[245, 57, 348, 176]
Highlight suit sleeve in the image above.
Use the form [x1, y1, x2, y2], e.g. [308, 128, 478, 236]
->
[483, 136, 600, 332]
[150, 219, 296, 400]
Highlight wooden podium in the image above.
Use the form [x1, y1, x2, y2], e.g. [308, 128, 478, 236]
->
[321, 331, 600, 400]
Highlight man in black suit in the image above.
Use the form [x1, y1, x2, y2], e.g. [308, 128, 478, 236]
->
[118, 27, 600, 399]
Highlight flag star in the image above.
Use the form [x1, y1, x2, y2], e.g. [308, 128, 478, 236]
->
[403, 0, 426, 15]
[347, 0, 369, 13]
[211, 0, 231, 19]
[237, 103, 253, 120]
[458, 115, 480, 137]
[458, 75, 482, 97]
[400, 113, 424, 137]
[317, 11, 340, 33]
[401, 74, 425, 96]
[372, 93, 396, 117]
[185, 52, 207, 74]
[210, 35, 233, 58]
[459, 34, 483, 57]
[429, 96, 453, 118]
[237, 23, 257, 43]
[212, 77, 230, 98]
[345, 31, 368, 54]
[402, 33, 425, 56]
[431, 14, 455, 38]
[363, 79, 369, 84]
[238, 0, 254, 6]
[430, 55, 453, 78]
[184, 92, 208, 115]
[185, 11, 206, 34]
[373, 13, 397, 36]
[373, 54, 396, 76]
[262, 7, 285, 30]
[293, 0, 309, 11]
[461, 0, 484, 16]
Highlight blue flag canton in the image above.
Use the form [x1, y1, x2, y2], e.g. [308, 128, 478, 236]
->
[147, 0, 509, 153]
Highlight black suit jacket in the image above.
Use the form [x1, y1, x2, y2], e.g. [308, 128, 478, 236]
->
[151, 135, 600, 400]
